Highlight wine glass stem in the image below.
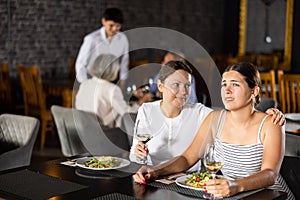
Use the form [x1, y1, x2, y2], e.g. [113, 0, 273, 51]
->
[211, 173, 216, 180]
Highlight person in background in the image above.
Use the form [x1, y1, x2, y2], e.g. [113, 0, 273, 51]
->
[75, 8, 129, 89]
[133, 62, 294, 199]
[150, 52, 197, 103]
[75, 54, 151, 128]
[130, 61, 286, 173]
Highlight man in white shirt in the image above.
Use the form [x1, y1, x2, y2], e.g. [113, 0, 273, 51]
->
[75, 8, 129, 88]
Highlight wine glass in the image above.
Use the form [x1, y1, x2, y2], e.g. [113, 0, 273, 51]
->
[203, 143, 224, 199]
[134, 120, 153, 164]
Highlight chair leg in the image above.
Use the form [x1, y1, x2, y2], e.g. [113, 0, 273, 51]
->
[40, 120, 47, 150]
[40, 118, 54, 150]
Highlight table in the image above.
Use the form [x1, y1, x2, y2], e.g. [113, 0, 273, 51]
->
[0, 158, 287, 200]
[285, 118, 300, 136]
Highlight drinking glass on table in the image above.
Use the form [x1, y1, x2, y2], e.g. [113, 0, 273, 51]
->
[134, 120, 153, 164]
[203, 143, 224, 199]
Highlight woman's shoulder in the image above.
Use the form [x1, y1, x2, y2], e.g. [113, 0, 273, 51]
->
[139, 100, 160, 110]
[252, 111, 282, 136]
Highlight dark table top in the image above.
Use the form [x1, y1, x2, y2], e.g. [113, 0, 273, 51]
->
[0, 158, 287, 200]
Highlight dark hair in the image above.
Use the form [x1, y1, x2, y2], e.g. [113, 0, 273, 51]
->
[158, 60, 192, 83]
[224, 62, 261, 105]
[102, 8, 124, 24]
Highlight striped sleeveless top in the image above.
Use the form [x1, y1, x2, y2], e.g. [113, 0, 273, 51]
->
[214, 110, 295, 200]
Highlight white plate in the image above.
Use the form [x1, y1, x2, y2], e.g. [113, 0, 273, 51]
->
[175, 175, 205, 191]
[285, 113, 300, 121]
[75, 156, 130, 171]
[175, 174, 227, 191]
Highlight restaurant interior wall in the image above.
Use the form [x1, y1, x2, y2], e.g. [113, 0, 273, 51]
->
[1, 0, 299, 108]
[0, 0, 227, 78]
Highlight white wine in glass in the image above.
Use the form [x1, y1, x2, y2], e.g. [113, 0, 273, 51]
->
[135, 134, 152, 144]
[203, 143, 224, 199]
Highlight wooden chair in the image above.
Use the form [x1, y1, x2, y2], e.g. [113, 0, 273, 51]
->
[68, 57, 76, 80]
[18, 64, 54, 149]
[62, 88, 74, 108]
[0, 64, 13, 112]
[227, 54, 256, 65]
[259, 70, 277, 100]
[129, 59, 149, 69]
[278, 70, 300, 113]
[256, 54, 279, 70]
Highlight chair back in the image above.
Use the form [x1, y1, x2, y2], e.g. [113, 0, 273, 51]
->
[18, 64, 47, 116]
[259, 70, 277, 100]
[0, 64, 13, 112]
[256, 54, 279, 70]
[51, 105, 88, 157]
[72, 109, 130, 157]
[226, 54, 256, 65]
[278, 70, 300, 113]
[0, 114, 39, 171]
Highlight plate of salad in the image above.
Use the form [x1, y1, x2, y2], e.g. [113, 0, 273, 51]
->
[76, 156, 130, 171]
[175, 172, 213, 191]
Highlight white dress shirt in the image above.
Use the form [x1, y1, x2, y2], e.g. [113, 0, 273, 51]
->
[129, 100, 213, 171]
[75, 27, 129, 83]
[75, 77, 138, 128]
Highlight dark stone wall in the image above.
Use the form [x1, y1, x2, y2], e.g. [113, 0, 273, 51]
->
[1, 0, 100, 77]
[0, 0, 226, 77]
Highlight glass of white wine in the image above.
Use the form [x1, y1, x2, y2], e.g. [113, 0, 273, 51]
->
[203, 143, 224, 199]
[134, 120, 153, 164]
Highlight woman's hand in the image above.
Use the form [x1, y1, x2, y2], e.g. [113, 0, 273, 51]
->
[265, 108, 286, 126]
[133, 166, 156, 184]
[134, 141, 148, 161]
[203, 178, 239, 198]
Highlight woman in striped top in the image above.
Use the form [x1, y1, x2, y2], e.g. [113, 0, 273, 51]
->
[133, 62, 294, 199]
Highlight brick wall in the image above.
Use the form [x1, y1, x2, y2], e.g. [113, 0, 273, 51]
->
[0, 0, 225, 77]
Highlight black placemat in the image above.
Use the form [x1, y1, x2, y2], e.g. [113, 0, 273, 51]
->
[75, 162, 142, 178]
[147, 181, 261, 200]
[92, 193, 138, 200]
[0, 169, 88, 200]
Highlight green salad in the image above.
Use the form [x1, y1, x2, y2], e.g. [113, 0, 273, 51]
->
[84, 156, 120, 168]
[186, 172, 211, 188]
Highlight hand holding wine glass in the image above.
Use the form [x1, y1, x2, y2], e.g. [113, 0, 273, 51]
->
[203, 143, 224, 199]
[134, 120, 153, 164]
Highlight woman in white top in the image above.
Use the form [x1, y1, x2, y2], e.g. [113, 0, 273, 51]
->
[75, 54, 151, 128]
[129, 60, 212, 171]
